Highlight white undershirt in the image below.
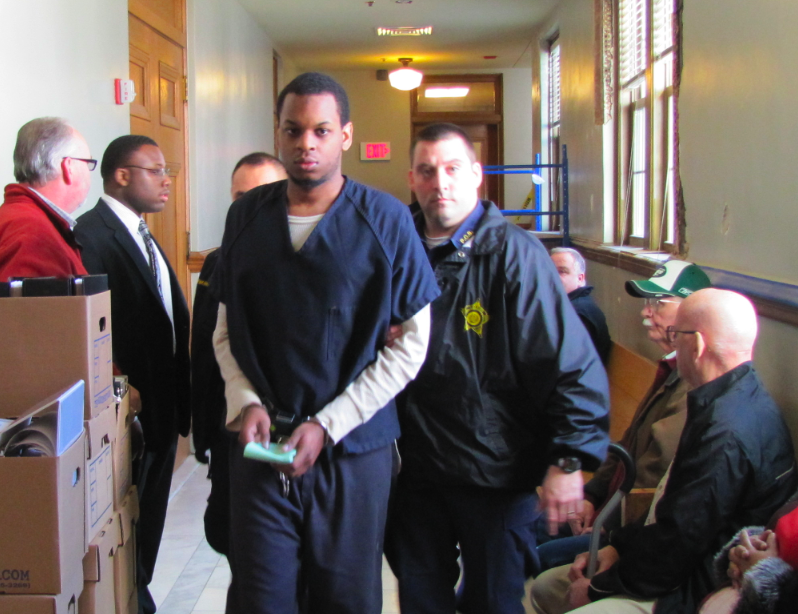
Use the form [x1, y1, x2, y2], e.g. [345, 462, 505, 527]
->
[287, 212, 325, 250]
[102, 195, 175, 345]
[212, 212, 431, 443]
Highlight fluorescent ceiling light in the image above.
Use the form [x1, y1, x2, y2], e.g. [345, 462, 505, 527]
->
[377, 26, 433, 36]
[425, 87, 470, 98]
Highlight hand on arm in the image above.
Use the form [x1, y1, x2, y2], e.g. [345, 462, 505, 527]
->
[313, 305, 431, 443]
[384, 324, 403, 349]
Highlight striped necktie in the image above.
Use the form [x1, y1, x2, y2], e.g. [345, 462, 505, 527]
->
[138, 219, 165, 304]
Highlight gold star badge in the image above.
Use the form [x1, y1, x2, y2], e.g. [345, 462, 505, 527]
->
[461, 300, 489, 337]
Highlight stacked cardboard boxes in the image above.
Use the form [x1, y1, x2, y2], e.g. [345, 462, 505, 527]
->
[0, 287, 139, 613]
[0, 384, 87, 614]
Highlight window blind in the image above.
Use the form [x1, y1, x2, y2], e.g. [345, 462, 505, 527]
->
[620, 0, 646, 86]
[549, 41, 561, 125]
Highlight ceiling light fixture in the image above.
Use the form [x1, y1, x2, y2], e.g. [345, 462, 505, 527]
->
[376, 26, 433, 36]
[389, 58, 423, 91]
[425, 87, 470, 98]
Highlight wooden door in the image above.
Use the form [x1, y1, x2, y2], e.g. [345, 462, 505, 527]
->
[128, 0, 191, 471]
[128, 8, 189, 301]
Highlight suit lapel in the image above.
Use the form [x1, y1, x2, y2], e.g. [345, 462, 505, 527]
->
[95, 200, 164, 306]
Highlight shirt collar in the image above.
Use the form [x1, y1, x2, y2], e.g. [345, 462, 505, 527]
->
[416, 200, 484, 251]
[448, 201, 484, 249]
[29, 188, 77, 230]
[688, 361, 753, 407]
[102, 194, 144, 235]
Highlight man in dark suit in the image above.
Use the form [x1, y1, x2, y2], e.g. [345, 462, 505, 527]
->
[74, 135, 191, 614]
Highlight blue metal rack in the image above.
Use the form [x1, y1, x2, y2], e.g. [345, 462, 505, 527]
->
[482, 144, 569, 246]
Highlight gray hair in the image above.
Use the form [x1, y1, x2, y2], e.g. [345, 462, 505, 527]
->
[551, 247, 586, 276]
[13, 117, 81, 186]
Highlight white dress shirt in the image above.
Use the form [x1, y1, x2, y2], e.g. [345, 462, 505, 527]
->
[101, 195, 175, 340]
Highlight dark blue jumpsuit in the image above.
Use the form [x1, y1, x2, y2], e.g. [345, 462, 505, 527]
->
[213, 178, 439, 614]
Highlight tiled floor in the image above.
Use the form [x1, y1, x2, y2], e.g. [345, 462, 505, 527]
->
[151, 457, 401, 614]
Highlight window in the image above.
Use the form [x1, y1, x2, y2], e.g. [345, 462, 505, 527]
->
[617, 0, 677, 250]
[545, 36, 561, 231]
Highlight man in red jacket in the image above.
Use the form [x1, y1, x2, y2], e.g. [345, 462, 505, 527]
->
[0, 117, 95, 280]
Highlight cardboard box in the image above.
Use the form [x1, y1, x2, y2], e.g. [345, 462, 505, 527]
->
[114, 487, 139, 614]
[113, 382, 133, 509]
[78, 514, 117, 614]
[0, 291, 114, 420]
[0, 434, 86, 594]
[85, 405, 116, 546]
[0, 565, 83, 614]
[0, 381, 84, 457]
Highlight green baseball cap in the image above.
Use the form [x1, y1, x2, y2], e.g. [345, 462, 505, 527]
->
[625, 260, 711, 299]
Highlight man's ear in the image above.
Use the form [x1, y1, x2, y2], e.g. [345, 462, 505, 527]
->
[341, 122, 354, 152]
[473, 161, 483, 189]
[693, 331, 707, 363]
[61, 157, 75, 185]
[114, 167, 130, 187]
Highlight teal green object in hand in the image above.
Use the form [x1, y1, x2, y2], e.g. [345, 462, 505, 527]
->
[243, 441, 297, 464]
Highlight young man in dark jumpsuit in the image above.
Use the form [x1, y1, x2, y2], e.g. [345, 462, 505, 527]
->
[384, 123, 610, 614]
[211, 73, 439, 614]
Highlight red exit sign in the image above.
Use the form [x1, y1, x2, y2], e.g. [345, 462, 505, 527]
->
[360, 142, 391, 161]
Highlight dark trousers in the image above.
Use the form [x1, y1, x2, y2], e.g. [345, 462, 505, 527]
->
[226, 442, 393, 614]
[204, 430, 236, 555]
[134, 436, 178, 614]
[384, 477, 540, 614]
[535, 533, 600, 573]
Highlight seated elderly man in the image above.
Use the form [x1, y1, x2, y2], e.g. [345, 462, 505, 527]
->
[550, 247, 611, 364]
[534, 260, 710, 573]
[529, 288, 798, 614]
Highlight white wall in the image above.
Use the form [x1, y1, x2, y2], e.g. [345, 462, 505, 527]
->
[188, 0, 276, 251]
[445, 67, 534, 211]
[0, 0, 130, 216]
[540, 0, 798, 449]
[679, 3, 798, 285]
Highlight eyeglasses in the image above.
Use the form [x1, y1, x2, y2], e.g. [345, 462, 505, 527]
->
[644, 297, 681, 311]
[65, 157, 97, 171]
[123, 165, 171, 177]
[665, 326, 698, 344]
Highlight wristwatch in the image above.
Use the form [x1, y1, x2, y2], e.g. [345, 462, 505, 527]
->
[556, 456, 582, 473]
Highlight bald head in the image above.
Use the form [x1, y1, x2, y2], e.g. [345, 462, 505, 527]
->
[674, 289, 757, 387]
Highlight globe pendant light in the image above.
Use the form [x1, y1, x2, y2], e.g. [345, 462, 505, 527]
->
[389, 58, 423, 91]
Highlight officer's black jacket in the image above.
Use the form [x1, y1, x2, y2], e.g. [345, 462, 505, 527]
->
[398, 200, 610, 490]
